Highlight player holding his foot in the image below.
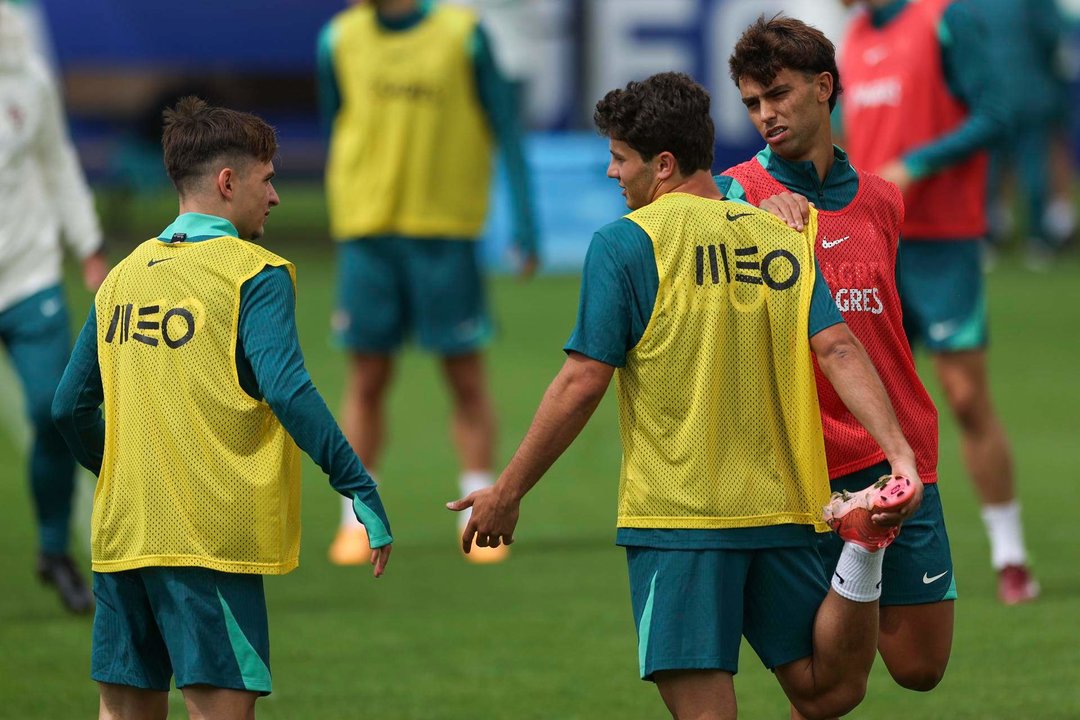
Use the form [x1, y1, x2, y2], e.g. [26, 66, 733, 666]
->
[450, 72, 922, 720]
[838, 0, 1038, 604]
[0, 1, 106, 614]
[318, 0, 538, 564]
[718, 15, 954, 691]
[52, 98, 391, 719]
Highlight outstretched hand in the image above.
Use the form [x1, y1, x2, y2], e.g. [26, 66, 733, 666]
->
[446, 485, 520, 554]
[370, 544, 391, 578]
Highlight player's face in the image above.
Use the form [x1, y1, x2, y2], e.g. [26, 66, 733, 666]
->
[738, 68, 829, 163]
[607, 139, 658, 211]
[233, 160, 279, 241]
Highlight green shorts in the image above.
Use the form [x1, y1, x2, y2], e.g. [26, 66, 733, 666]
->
[626, 544, 829, 680]
[817, 462, 957, 605]
[334, 236, 492, 355]
[899, 239, 987, 352]
[91, 567, 272, 694]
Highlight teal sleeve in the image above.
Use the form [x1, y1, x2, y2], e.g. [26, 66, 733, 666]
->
[714, 174, 748, 202]
[239, 267, 392, 547]
[904, 2, 1008, 179]
[563, 218, 657, 367]
[809, 257, 844, 337]
[316, 20, 341, 140]
[471, 24, 539, 258]
[51, 307, 105, 476]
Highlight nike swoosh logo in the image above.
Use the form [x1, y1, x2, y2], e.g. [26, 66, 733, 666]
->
[147, 258, 176, 267]
[821, 235, 850, 249]
[927, 321, 958, 342]
[922, 570, 949, 584]
[726, 210, 754, 221]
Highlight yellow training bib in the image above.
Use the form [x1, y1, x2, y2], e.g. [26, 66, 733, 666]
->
[616, 193, 830, 531]
[326, 4, 493, 240]
[93, 236, 302, 574]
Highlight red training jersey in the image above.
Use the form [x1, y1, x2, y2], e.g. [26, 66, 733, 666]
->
[723, 159, 939, 483]
[840, 0, 987, 239]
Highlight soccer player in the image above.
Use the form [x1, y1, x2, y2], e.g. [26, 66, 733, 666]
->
[0, 1, 106, 614]
[718, 15, 954, 692]
[52, 98, 392, 720]
[318, 0, 539, 565]
[838, 0, 1039, 604]
[449, 72, 923, 720]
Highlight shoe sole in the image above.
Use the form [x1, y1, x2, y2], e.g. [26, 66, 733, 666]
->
[823, 475, 915, 550]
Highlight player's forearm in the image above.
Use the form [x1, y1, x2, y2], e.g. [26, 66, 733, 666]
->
[497, 355, 613, 502]
[473, 26, 538, 255]
[814, 331, 914, 467]
[904, 5, 1008, 179]
[239, 268, 392, 543]
[52, 310, 106, 475]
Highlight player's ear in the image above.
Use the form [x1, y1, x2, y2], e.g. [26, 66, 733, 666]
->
[817, 72, 834, 104]
[216, 167, 234, 200]
[655, 151, 677, 181]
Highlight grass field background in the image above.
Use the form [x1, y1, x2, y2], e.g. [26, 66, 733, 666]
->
[0, 185, 1078, 718]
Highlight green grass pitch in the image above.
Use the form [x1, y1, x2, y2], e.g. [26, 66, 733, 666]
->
[0, 200, 1078, 718]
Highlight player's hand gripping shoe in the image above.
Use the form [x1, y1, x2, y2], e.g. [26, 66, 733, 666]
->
[823, 475, 919, 551]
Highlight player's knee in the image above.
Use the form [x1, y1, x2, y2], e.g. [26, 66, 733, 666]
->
[891, 664, 946, 692]
[941, 381, 987, 430]
[792, 681, 867, 720]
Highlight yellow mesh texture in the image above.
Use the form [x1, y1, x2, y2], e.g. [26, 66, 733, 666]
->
[616, 194, 829, 530]
[93, 236, 302, 574]
[326, 4, 493, 239]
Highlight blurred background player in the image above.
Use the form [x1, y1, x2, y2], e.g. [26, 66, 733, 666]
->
[52, 97, 392, 719]
[318, 0, 539, 565]
[837, 0, 1039, 605]
[450, 71, 924, 720]
[719, 15, 954, 692]
[975, 0, 1076, 267]
[0, 0, 107, 613]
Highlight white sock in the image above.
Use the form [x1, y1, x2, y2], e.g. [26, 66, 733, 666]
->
[1045, 196, 1077, 244]
[340, 474, 377, 530]
[458, 471, 494, 528]
[981, 501, 1028, 569]
[831, 543, 885, 602]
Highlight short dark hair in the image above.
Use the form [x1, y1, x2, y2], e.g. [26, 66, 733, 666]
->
[593, 72, 714, 173]
[161, 96, 277, 194]
[729, 15, 843, 111]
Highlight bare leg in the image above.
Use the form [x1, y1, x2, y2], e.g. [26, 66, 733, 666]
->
[341, 353, 396, 472]
[331, 353, 395, 564]
[775, 588, 878, 720]
[933, 350, 1014, 505]
[878, 601, 954, 691]
[182, 685, 258, 720]
[439, 352, 496, 472]
[98, 683, 168, 720]
[654, 670, 737, 720]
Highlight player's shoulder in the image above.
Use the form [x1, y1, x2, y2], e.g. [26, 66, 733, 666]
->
[326, 2, 375, 36]
[593, 216, 651, 251]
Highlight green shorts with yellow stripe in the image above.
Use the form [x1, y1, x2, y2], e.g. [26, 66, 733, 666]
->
[91, 567, 271, 694]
